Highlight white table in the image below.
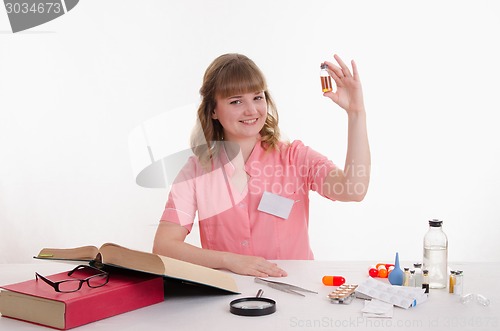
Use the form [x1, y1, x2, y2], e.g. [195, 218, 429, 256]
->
[1, 260, 498, 330]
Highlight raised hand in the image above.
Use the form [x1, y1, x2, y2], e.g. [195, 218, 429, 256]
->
[323, 54, 365, 114]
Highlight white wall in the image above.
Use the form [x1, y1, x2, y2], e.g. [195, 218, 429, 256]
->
[1, 0, 499, 264]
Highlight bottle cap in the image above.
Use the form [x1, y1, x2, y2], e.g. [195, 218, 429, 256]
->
[320, 63, 328, 69]
[429, 219, 443, 227]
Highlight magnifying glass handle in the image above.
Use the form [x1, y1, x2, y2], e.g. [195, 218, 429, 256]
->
[256, 289, 264, 298]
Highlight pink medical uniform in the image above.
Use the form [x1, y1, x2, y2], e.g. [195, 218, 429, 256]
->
[160, 140, 337, 260]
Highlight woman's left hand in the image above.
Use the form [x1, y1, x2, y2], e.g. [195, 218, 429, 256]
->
[323, 54, 365, 114]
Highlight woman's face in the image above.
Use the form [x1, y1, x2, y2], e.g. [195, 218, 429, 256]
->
[212, 91, 267, 143]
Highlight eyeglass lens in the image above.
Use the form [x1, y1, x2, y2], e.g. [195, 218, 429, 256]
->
[57, 274, 108, 292]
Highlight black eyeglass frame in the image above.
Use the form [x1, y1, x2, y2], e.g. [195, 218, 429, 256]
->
[35, 265, 110, 293]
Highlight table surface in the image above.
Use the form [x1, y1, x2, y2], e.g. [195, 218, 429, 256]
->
[1, 260, 499, 331]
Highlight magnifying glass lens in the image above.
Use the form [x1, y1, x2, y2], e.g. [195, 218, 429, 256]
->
[231, 300, 274, 310]
[229, 297, 276, 316]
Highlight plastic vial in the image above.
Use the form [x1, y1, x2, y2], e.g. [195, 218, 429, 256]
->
[423, 219, 448, 289]
[460, 293, 475, 304]
[422, 269, 430, 293]
[403, 268, 410, 286]
[454, 270, 463, 296]
[476, 294, 490, 306]
[409, 270, 416, 287]
[413, 263, 423, 288]
[320, 64, 333, 93]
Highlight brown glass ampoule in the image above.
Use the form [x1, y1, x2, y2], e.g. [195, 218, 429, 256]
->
[320, 64, 332, 93]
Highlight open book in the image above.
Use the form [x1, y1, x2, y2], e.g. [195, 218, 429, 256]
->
[35, 243, 239, 294]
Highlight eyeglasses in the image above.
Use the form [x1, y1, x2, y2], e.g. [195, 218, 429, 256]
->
[35, 265, 109, 293]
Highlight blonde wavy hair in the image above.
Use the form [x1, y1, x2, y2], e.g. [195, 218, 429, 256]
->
[190, 53, 281, 166]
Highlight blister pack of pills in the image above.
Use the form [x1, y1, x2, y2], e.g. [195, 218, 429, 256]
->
[327, 284, 358, 304]
[355, 277, 427, 309]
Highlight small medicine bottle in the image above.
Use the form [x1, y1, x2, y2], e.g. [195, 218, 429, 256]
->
[403, 268, 410, 286]
[422, 269, 429, 293]
[409, 270, 416, 287]
[449, 270, 456, 293]
[413, 263, 423, 287]
[454, 271, 463, 296]
[320, 64, 333, 93]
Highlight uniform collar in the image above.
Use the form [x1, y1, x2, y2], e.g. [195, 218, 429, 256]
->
[220, 140, 266, 178]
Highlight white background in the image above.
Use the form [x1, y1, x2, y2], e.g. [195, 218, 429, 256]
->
[1, 0, 499, 265]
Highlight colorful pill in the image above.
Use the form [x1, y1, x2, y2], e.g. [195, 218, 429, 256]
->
[322, 276, 346, 286]
[377, 265, 388, 278]
[368, 266, 378, 277]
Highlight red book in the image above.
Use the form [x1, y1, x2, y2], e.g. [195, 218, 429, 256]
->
[0, 268, 164, 330]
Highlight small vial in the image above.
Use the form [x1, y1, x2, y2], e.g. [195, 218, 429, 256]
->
[422, 269, 429, 294]
[476, 294, 490, 306]
[320, 64, 333, 93]
[460, 293, 475, 304]
[449, 271, 456, 294]
[409, 270, 416, 287]
[413, 263, 423, 288]
[454, 271, 463, 296]
[403, 268, 410, 286]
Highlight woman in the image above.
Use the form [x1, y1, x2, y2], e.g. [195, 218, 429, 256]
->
[153, 53, 370, 277]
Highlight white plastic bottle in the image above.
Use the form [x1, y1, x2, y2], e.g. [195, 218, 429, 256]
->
[423, 219, 448, 289]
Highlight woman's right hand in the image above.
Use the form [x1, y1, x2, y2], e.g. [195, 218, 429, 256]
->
[222, 252, 288, 277]
[154, 222, 287, 277]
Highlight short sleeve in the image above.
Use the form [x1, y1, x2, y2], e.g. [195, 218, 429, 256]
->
[159, 156, 198, 233]
[285, 140, 337, 199]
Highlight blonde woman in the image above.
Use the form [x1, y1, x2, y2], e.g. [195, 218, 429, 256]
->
[153, 53, 370, 277]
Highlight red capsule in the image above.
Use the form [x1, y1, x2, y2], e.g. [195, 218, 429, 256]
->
[322, 276, 346, 286]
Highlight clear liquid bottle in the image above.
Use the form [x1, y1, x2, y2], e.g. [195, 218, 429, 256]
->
[423, 219, 448, 289]
[320, 64, 333, 93]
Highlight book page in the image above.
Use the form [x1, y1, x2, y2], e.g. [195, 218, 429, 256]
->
[158, 256, 239, 293]
[35, 246, 99, 261]
[0, 290, 65, 329]
[99, 243, 165, 275]
[99, 243, 238, 293]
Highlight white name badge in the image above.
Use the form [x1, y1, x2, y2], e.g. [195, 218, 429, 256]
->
[257, 191, 295, 220]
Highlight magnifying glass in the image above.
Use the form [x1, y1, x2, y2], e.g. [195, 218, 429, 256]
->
[229, 289, 276, 316]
